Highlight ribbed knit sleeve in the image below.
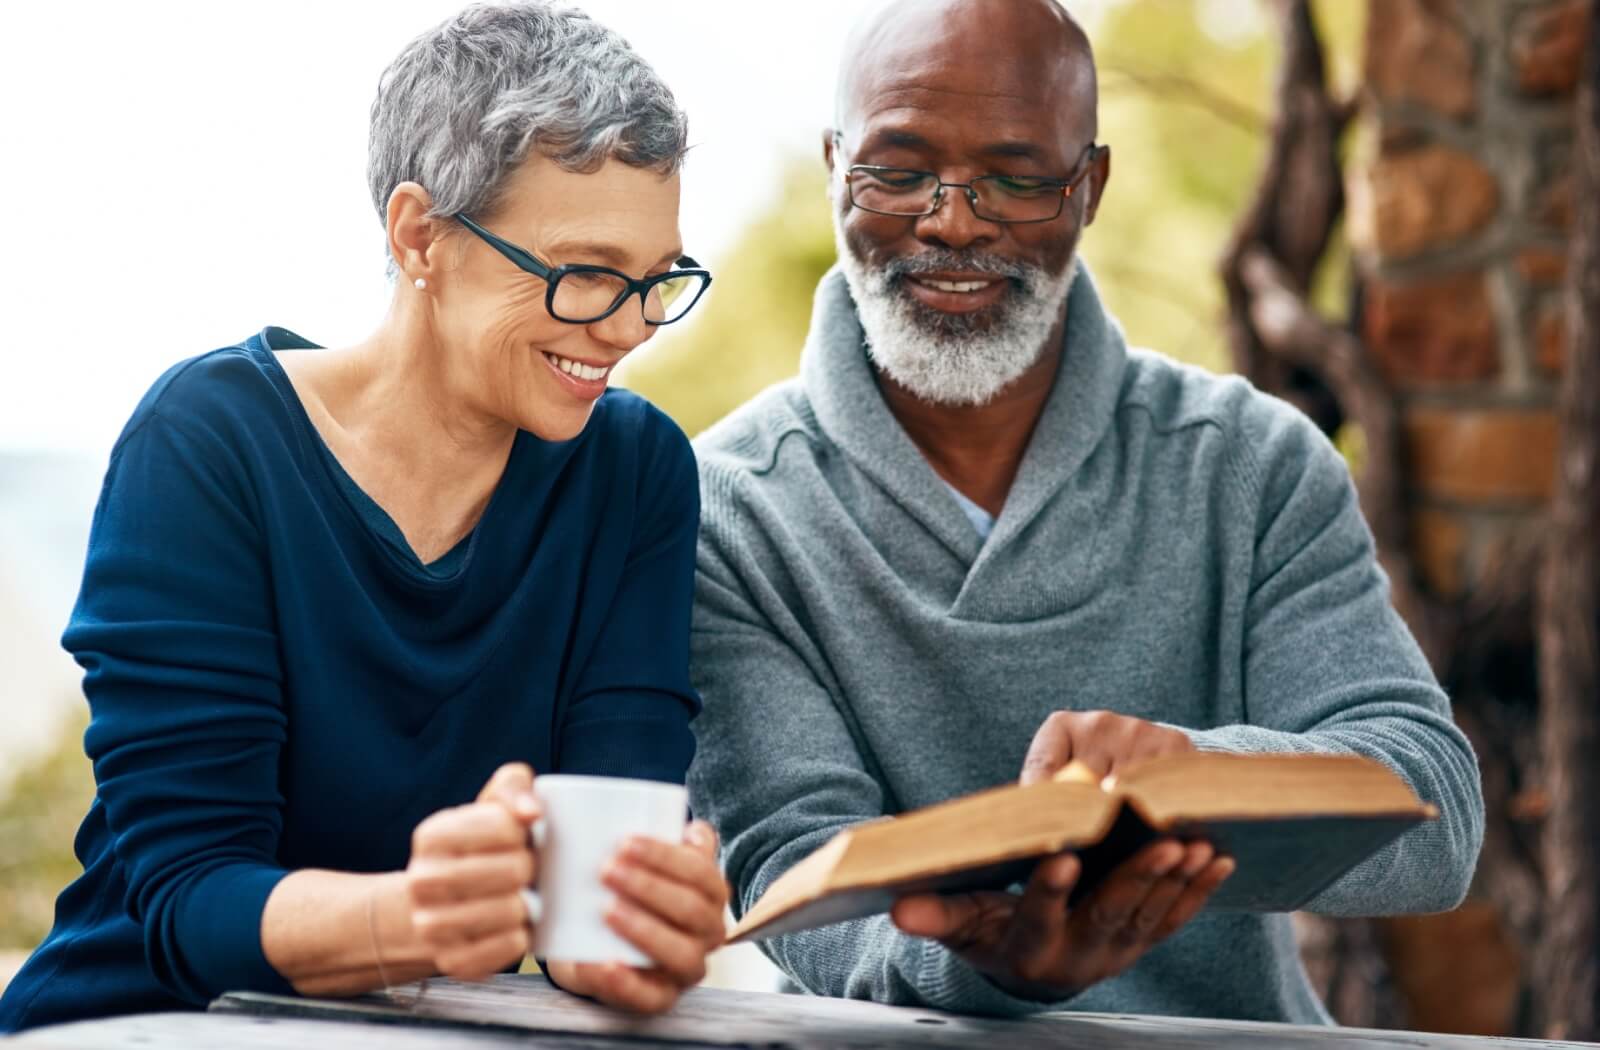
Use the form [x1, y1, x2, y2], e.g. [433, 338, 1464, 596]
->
[64, 412, 294, 1005]
[1178, 403, 1484, 915]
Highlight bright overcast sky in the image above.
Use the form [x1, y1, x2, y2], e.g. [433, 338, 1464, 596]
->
[0, 0, 1116, 455]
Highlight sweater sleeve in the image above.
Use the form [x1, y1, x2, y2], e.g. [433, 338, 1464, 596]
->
[558, 411, 700, 785]
[63, 412, 294, 1005]
[687, 467, 1051, 1018]
[1178, 406, 1484, 915]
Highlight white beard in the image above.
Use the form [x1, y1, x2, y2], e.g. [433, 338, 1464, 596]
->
[834, 223, 1079, 407]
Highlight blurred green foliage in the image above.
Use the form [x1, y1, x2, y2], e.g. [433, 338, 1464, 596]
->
[0, 0, 1367, 961]
[618, 162, 838, 438]
[0, 712, 91, 950]
[623, 0, 1364, 435]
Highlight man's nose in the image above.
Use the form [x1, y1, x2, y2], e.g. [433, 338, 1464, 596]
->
[913, 187, 1000, 252]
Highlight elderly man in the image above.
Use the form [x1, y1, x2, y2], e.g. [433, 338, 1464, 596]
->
[687, 0, 1483, 1023]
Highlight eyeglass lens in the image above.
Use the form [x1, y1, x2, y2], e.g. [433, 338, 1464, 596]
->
[550, 271, 706, 324]
[850, 171, 1069, 222]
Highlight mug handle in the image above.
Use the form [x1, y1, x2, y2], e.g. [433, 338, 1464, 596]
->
[521, 817, 547, 926]
[520, 887, 544, 927]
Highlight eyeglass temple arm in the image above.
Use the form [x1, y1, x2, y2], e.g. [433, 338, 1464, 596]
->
[456, 214, 556, 279]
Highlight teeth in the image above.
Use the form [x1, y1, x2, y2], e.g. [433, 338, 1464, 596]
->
[545, 353, 610, 382]
[921, 278, 994, 293]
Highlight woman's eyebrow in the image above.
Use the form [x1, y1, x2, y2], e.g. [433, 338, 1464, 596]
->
[543, 240, 634, 268]
[544, 240, 687, 271]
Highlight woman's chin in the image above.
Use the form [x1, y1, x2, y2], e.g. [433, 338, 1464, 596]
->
[518, 399, 597, 443]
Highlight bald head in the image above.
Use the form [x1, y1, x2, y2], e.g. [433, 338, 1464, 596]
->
[833, 0, 1097, 146]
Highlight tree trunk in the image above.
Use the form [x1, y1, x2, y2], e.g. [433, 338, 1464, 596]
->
[1222, 0, 1599, 1034]
[1535, 9, 1600, 1040]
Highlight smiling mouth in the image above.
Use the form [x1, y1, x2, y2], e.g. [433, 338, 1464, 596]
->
[906, 275, 1006, 294]
[542, 351, 613, 382]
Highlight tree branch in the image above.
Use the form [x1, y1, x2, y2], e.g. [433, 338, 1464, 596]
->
[1238, 248, 1445, 667]
[1099, 62, 1269, 134]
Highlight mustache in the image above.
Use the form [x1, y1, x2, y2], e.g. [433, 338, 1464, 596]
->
[879, 250, 1042, 292]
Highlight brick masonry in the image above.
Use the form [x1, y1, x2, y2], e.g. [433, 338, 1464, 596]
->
[1356, 0, 1589, 599]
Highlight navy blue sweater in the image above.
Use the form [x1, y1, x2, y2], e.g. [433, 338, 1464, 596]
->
[0, 329, 700, 1032]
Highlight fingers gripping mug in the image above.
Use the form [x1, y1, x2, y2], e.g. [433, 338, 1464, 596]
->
[520, 775, 688, 966]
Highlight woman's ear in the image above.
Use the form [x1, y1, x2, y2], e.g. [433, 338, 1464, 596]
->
[386, 182, 440, 285]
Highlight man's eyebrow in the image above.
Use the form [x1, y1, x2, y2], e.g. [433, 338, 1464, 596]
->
[981, 141, 1047, 161]
[864, 129, 933, 151]
[858, 130, 1047, 163]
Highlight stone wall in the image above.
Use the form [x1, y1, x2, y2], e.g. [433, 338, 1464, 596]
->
[1356, 0, 1589, 600]
[1347, 1, 1592, 1034]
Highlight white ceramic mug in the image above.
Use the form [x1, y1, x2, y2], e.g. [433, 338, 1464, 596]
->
[522, 774, 688, 966]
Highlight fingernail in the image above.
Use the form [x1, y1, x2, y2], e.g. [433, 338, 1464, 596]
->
[515, 793, 539, 816]
[1216, 858, 1237, 880]
[1182, 846, 1212, 878]
[530, 819, 548, 850]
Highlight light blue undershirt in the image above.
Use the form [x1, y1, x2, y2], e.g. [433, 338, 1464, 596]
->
[942, 480, 995, 540]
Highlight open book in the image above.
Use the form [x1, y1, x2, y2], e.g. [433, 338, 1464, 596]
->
[730, 752, 1436, 943]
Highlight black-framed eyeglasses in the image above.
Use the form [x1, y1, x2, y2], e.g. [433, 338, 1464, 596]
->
[455, 214, 712, 325]
[836, 140, 1105, 224]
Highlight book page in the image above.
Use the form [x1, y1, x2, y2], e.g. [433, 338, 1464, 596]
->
[1112, 752, 1432, 827]
[831, 779, 1116, 888]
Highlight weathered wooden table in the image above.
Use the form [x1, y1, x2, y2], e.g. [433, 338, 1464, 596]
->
[13, 975, 1596, 1049]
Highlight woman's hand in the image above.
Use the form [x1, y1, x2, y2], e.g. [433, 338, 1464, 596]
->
[405, 763, 542, 981]
[545, 820, 729, 1014]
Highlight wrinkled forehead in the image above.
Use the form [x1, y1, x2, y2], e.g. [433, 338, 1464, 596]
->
[836, 10, 1095, 162]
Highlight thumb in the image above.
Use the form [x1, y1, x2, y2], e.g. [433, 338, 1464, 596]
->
[891, 893, 985, 942]
[684, 820, 720, 858]
[478, 762, 540, 822]
[1019, 713, 1077, 786]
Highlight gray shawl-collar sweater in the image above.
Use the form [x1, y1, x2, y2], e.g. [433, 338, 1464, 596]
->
[686, 267, 1483, 1022]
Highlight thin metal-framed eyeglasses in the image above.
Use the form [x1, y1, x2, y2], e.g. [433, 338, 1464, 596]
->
[455, 214, 712, 325]
[837, 141, 1106, 224]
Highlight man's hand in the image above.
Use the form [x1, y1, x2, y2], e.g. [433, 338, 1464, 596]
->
[1019, 710, 1196, 785]
[892, 841, 1233, 1001]
[890, 710, 1231, 1001]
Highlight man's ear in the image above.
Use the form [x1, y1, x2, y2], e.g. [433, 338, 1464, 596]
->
[1083, 145, 1111, 226]
[822, 128, 838, 171]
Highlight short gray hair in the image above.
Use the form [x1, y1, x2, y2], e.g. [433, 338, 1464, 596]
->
[367, 2, 688, 224]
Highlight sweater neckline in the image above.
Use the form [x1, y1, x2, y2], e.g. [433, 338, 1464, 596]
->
[799, 264, 1129, 566]
[246, 326, 526, 588]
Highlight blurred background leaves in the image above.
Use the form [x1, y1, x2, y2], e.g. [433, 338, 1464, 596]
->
[620, 0, 1364, 433]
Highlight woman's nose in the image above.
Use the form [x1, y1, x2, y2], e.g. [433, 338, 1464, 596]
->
[586, 296, 654, 353]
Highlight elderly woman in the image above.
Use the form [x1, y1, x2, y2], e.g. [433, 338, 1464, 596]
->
[0, 3, 726, 1033]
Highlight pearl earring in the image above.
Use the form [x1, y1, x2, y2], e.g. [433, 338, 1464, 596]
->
[413, 277, 427, 291]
